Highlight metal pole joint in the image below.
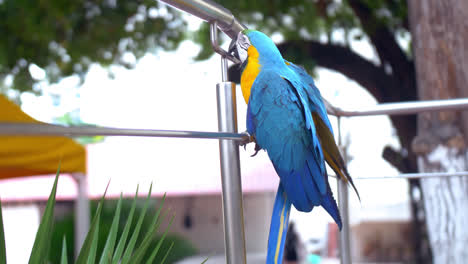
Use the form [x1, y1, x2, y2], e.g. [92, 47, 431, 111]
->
[210, 22, 240, 64]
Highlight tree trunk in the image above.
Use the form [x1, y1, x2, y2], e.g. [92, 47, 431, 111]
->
[409, 1, 468, 263]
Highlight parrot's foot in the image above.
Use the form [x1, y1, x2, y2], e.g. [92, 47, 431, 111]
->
[250, 143, 261, 157]
[240, 132, 254, 149]
[239, 132, 262, 156]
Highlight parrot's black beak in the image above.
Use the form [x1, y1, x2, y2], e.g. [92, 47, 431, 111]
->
[228, 39, 240, 64]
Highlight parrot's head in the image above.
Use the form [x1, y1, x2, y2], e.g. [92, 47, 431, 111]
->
[229, 30, 283, 66]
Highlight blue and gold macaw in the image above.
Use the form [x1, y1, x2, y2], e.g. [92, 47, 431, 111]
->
[230, 30, 359, 263]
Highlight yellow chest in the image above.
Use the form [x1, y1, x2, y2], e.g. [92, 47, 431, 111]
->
[240, 46, 261, 104]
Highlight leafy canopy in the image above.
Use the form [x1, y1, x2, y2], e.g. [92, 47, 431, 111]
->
[194, 0, 408, 60]
[1, 0, 186, 93]
[1, 0, 409, 94]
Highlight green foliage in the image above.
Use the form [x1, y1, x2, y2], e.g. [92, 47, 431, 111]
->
[193, 0, 409, 66]
[0, 169, 194, 263]
[75, 184, 109, 264]
[29, 164, 61, 263]
[61, 237, 68, 264]
[1, 0, 187, 93]
[2, 0, 410, 95]
[98, 194, 122, 264]
[53, 112, 105, 145]
[361, 0, 408, 30]
[193, 0, 355, 61]
[111, 191, 138, 264]
[51, 213, 75, 263]
[49, 196, 198, 263]
[159, 241, 174, 264]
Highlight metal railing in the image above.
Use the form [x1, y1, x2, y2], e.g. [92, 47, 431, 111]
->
[4, 97, 468, 137]
[159, 0, 245, 41]
[2, 1, 468, 263]
[327, 97, 468, 116]
[0, 122, 249, 140]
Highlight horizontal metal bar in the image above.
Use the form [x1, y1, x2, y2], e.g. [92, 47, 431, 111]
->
[0, 122, 250, 141]
[3, 99, 468, 139]
[328, 98, 468, 117]
[330, 171, 468, 180]
[159, 0, 246, 40]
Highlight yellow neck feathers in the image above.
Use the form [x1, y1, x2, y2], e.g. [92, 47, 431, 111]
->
[240, 46, 261, 104]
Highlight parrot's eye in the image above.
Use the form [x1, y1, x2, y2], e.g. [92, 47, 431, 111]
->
[235, 32, 250, 63]
[237, 33, 251, 50]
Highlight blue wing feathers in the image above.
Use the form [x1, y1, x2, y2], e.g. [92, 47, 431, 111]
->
[248, 69, 340, 223]
[246, 103, 256, 135]
[305, 153, 326, 196]
[285, 61, 334, 133]
[275, 165, 311, 212]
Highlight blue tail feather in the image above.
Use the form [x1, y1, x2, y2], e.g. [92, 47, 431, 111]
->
[266, 183, 292, 264]
[321, 184, 342, 229]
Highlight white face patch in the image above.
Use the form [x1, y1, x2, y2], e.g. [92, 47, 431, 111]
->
[236, 32, 251, 63]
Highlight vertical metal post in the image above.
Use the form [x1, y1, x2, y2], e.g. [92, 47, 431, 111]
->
[216, 54, 247, 264]
[337, 117, 351, 264]
[72, 172, 90, 259]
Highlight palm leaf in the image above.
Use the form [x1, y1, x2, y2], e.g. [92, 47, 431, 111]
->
[120, 184, 153, 264]
[130, 193, 167, 264]
[143, 213, 175, 264]
[159, 242, 174, 264]
[86, 218, 100, 264]
[60, 237, 68, 264]
[28, 164, 60, 264]
[98, 194, 123, 264]
[75, 183, 109, 264]
[111, 187, 139, 264]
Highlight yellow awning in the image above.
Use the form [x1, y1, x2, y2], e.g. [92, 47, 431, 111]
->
[0, 95, 86, 178]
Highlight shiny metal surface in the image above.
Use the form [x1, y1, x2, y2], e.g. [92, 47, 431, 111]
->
[71, 173, 90, 258]
[221, 56, 229, 82]
[337, 118, 352, 264]
[216, 81, 247, 264]
[355, 171, 468, 180]
[0, 122, 249, 141]
[159, 0, 246, 40]
[338, 179, 351, 264]
[210, 22, 240, 64]
[329, 98, 468, 117]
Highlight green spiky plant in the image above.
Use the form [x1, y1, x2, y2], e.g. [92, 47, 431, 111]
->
[0, 166, 177, 264]
[49, 200, 198, 263]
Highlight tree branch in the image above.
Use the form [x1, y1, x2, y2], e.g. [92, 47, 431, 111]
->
[348, 0, 416, 102]
[382, 0, 410, 31]
[383, 146, 417, 173]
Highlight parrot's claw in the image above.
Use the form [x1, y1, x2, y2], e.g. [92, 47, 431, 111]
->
[239, 132, 254, 147]
[239, 132, 262, 156]
[250, 143, 261, 157]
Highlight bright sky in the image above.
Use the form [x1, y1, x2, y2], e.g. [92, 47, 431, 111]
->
[17, 14, 409, 240]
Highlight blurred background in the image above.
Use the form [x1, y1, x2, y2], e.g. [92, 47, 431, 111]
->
[1, 0, 467, 263]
